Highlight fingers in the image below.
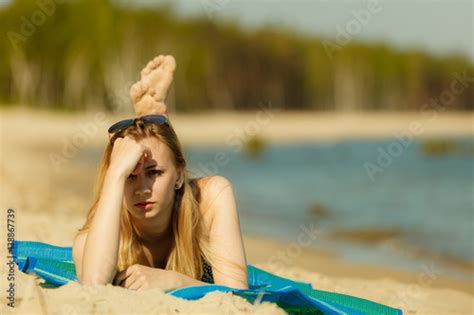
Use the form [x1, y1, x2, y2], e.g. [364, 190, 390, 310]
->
[131, 156, 143, 175]
[113, 135, 132, 148]
[111, 137, 153, 174]
[127, 277, 142, 291]
[143, 147, 152, 160]
[122, 273, 138, 289]
[113, 271, 123, 286]
[131, 147, 152, 175]
[131, 152, 146, 175]
[114, 270, 128, 286]
[115, 268, 141, 290]
[114, 265, 136, 286]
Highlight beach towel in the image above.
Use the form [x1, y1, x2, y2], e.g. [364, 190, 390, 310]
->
[12, 240, 403, 315]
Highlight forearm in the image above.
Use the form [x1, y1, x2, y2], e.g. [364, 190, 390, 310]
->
[177, 272, 209, 288]
[82, 170, 125, 285]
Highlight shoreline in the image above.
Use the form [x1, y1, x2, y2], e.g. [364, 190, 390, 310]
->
[1, 108, 473, 147]
[243, 233, 473, 296]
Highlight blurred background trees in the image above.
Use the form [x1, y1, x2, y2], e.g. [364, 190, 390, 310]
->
[0, 0, 472, 112]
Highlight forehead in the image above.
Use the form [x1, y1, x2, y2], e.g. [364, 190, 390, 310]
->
[138, 137, 174, 167]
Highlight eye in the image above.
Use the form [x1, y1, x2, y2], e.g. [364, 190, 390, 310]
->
[128, 174, 137, 180]
[148, 169, 163, 176]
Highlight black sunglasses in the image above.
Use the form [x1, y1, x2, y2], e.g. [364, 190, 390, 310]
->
[108, 114, 167, 135]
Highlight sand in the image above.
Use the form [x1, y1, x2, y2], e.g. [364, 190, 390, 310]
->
[0, 108, 473, 314]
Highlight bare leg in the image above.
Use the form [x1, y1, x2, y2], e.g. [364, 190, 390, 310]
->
[130, 55, 176, 117]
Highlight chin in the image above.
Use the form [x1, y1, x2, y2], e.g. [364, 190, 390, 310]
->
[129, 207, 159, 219]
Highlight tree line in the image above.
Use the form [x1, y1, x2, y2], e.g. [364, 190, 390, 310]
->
[0, 0, 472, 112]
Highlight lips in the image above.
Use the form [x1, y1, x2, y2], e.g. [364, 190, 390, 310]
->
[134, 201, 155, 211]
[134, 201, 154, 206]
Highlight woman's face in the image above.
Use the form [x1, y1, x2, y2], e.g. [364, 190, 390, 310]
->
[123, 136, 182, 220]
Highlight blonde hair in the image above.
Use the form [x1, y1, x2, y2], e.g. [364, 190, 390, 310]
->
[78, 118, 222, 281]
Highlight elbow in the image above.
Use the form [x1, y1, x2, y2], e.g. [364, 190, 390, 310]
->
[233, 282, 249, 290]
[81, 272, 114, 287]
[81, 276, 105, 287]
[226, 282, 248, 290]
[216, 279, 249, 290]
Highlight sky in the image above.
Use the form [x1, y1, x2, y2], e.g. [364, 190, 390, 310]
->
[169, 0, 473, 60]
[1, 0, 472, 60]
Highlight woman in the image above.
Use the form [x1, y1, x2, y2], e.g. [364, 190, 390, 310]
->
[72, 55, 249, 291]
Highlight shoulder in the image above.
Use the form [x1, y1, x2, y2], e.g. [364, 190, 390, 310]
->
[194, 176, 235, 227]
[196, 175, 233, 195]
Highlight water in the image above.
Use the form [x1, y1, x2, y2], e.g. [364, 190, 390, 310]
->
[184, 137, 474, 278]
[78, 137, 473, 278]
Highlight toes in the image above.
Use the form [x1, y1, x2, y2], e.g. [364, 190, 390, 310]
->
[135, 55, 175, 107]
[141, 55, 175, 79]
[149, 55, 163, 70]
[162, 55, 176, 72]
[141, 55, 163, 78]
[141, 67, 150, 78]
[154, 55, 164, 67]
[144, 60, 153, 73]
[142, 94, 155, 107]
[147, 55, 164, 74]
[152, 55, 163, 68]
[134, 94, 167, 117]
[141, 68, 149, 78]
[130, 82, 145, 103]
[130, 78, 151, 103]
[141, 77, 151, 89]
[141, 61, 153, 77]
[134, 95, 155, 116]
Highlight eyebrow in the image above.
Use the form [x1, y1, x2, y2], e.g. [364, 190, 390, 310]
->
[145, 163, 159, 170]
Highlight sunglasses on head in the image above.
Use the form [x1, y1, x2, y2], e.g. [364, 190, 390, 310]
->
[108, 114, 167, 136]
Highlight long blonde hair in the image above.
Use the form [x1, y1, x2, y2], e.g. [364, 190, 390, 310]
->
[78, 118, 217, 280]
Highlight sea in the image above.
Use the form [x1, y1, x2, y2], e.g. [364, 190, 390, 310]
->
[184, 137, 474, 279]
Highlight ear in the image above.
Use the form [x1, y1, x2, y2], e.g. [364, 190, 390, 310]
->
[176, 168, 185, 188]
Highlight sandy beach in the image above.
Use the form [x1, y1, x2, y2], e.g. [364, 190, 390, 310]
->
[0, 108, 473, 314]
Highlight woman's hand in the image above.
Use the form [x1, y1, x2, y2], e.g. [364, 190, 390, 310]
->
[113, 264, 183, 291]
[108, 136, 152, 180]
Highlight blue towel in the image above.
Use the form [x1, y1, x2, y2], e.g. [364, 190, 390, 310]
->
[13, 240, 402, 315]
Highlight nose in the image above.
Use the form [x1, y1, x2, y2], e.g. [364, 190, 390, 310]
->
[134, 173, 151, 195]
